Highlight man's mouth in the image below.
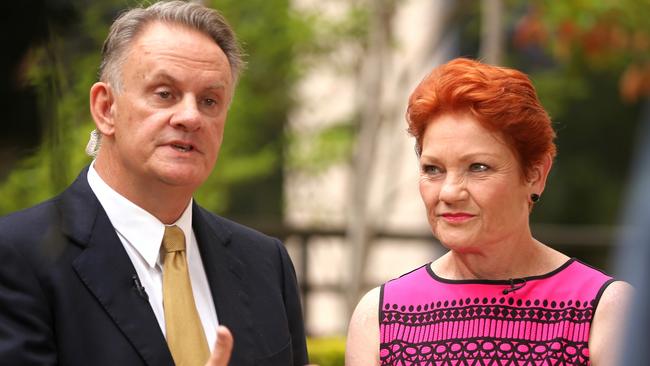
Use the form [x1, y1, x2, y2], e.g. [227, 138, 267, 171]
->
[171, 143, 193, 152]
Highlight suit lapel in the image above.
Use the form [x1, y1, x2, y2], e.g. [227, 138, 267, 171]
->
[61, 169, 174, 366]
[193, 205, 255, 365]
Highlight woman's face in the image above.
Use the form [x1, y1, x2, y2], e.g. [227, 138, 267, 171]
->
[418, 113, 535, 253]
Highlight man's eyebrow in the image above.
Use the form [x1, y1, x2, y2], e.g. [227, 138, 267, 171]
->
[150, 72, 174, 81]
[146, 72, 178, 86]
[206, 83, 226, 90]
[148, 72, 226, 90]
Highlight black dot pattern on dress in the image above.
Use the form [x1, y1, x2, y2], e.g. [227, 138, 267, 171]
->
[381, 295, 598, 365]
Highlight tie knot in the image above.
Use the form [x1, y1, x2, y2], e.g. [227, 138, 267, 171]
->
[162, 225, 186, 253]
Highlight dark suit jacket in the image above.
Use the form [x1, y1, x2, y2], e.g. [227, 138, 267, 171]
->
[0, 168, 308, 365]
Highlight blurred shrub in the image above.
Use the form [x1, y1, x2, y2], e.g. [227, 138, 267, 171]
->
[307, 337, 345, 366]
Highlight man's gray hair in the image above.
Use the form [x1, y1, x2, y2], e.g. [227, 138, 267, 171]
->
[87, 0, 245, 157]
[100, 0, 244, 89]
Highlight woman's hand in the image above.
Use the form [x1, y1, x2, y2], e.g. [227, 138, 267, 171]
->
[205, 326, 234, 366]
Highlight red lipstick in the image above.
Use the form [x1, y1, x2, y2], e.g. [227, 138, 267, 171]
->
[440, 212, 475, 223]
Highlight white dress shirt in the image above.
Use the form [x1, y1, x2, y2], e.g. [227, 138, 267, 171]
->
[87, 163, 218, 350]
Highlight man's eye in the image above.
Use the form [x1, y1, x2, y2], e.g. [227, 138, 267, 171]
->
[157, 91, 172, 99]
[469, 163, 489, 172]
[203, 98, 217, 107]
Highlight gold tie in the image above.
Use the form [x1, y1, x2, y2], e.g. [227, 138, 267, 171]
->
[162, 225, 210, 366]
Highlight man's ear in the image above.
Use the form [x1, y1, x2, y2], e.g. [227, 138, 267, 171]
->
[89, 82, 116, 136]
[528, 153, 553, 194]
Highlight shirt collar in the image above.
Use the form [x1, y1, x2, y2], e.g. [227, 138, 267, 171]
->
[86, 162, 193, 269]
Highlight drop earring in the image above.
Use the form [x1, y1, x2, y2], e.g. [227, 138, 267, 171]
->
[530, 193, 540, 203]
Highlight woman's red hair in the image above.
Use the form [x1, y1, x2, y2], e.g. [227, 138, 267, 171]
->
[407, 58, 556, 177]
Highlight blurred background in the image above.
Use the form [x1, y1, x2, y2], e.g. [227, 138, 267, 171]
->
[3, 0, 650, 364]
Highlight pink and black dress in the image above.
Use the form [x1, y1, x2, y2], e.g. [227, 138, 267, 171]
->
[379, 258, 614, 365]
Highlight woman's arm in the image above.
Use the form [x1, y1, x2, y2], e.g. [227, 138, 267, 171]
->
[589, 280, 634, 366]
[345, 287, 381, 366]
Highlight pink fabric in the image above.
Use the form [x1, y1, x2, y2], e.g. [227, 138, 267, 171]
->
[379, 259, 613, 365]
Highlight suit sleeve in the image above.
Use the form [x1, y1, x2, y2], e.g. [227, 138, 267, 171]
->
[275, 239, 309, 365]
[0, 238, 56, 365]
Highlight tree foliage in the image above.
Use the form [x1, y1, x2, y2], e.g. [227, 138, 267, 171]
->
[447, 1, 649, 225]
[0, 0, 311, 223]
[506, 0, 649, 225]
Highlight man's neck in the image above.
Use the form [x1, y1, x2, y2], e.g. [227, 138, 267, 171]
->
[93, 158, 193, 225]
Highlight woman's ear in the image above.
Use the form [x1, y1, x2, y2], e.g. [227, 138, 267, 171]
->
[528, 153, 553, 194]
[89, 82, 116, 136]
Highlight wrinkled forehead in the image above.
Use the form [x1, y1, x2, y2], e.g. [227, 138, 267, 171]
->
[122, 21, 233, 85]
[422, 112, 529, 176]
[130, 21, 227, 61]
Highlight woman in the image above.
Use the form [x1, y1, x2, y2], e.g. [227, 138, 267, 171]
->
[346, 58, 631, 366]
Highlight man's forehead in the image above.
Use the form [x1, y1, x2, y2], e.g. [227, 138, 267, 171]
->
[133, 21, 217, 47]
[121, 22, 233, 86]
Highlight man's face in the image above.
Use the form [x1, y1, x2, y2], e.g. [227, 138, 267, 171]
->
[108, 21, 233, 192]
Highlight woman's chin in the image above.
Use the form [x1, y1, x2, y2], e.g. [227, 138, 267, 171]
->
[436, 233, 480, 253]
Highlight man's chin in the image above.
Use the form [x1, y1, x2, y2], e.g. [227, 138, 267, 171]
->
[157, 170, 207, 189]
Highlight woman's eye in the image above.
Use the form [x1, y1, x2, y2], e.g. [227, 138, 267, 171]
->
[469, 163, 489, 172]
[422, 164, 442, 175]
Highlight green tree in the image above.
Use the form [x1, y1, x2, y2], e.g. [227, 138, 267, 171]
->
[196, 0, 312, 221]
[0, 0, 313, 225]
[509, 0, 650, 225]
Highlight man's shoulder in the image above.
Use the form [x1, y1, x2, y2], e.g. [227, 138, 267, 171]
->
[0, 196, 68, 267]
[0, 167, 90, 236]
[0, 197, 62, 237]
[194, 205, 279, 245]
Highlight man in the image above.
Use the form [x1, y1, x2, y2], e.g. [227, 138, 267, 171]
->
[0, 1, 308, 365]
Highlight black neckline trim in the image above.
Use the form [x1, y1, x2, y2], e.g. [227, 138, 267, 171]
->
[425, 257, 576, 285]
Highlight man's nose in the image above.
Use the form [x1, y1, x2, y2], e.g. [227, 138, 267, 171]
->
[170, 95, 201, 131]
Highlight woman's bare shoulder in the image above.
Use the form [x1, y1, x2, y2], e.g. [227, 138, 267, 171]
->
[589, 280, 634, 366]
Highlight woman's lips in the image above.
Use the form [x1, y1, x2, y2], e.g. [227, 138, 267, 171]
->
[440, 212, 475, 223]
